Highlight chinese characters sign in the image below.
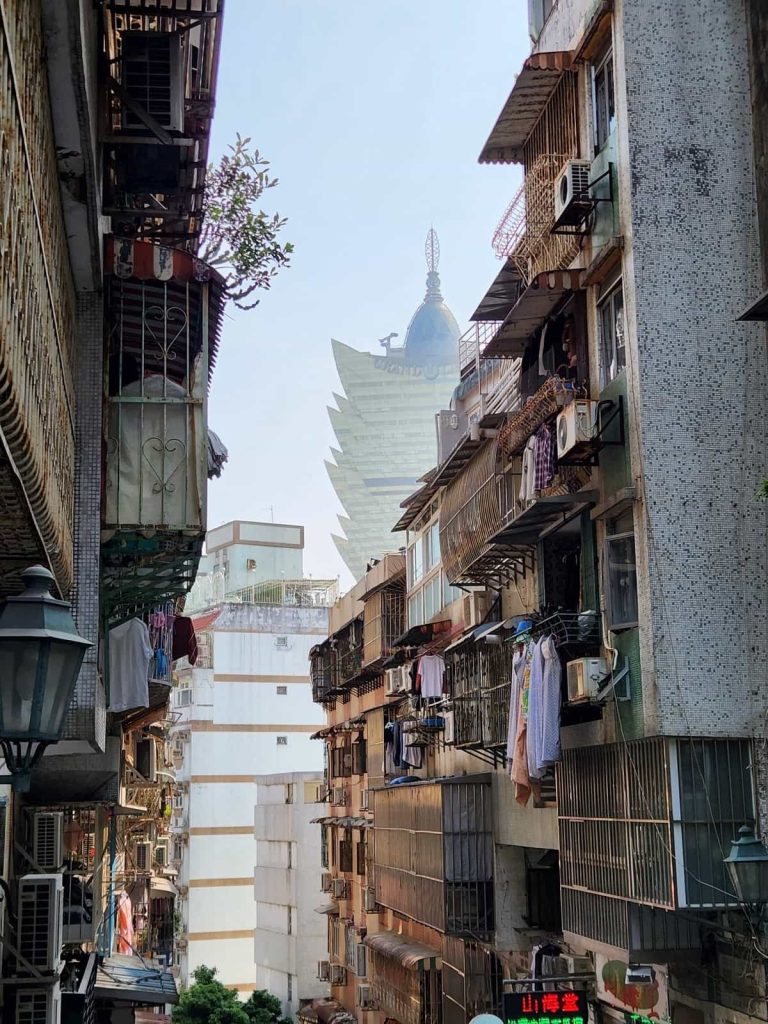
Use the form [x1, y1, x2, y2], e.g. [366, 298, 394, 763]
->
[503, 990, 589, 1024]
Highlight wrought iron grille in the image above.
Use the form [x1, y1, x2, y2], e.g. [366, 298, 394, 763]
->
[447, 643, 516, 750]
[363, 585, 406, 666]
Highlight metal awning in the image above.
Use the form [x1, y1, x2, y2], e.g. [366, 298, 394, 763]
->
[150, 876, 178, 898]
[314, 901, 340, 916]
[471, 259, 525, 321]
[493, 490, 598, 548]
[363, 930, 441, 970]
[393, 620, 452, 648]
[311, 815, 371, 829]
[483, 270, 584, 358]
[444, 622, 502, 653]
[393, 468, 439, 532]
[479, 51, 573, 165]
[738, 288, 768, 321]
[95, 954, 178, 1005]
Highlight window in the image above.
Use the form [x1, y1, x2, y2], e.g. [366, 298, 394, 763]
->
[175, 687, 192, 707]
[285, 783, 295, 805]
[287, 974, 293, 1003]
[424, 521, 440, 572]
[408, 590, 423, 628]
[598, 282, 625, 386]
[287, 906, 294, 934]
[604, 532, 638, 630]
[275, 635, 288, 649]
[528, 0, 556, 40]
[173, 793, 184, 810]
[276, 735, 288, 746]
[443, 573, 462, 608]
[276, 685, 288, 695]
[407, 540, 424, 586]
[593, 49, 616, 151]
[423, 574, 441, 621]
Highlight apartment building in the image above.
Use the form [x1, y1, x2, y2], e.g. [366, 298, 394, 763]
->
[0, 1, 226, 1020]
[170, 521, 335, 997]
[310, 3, 768, 1024]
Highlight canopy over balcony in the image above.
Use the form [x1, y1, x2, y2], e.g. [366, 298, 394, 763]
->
[479, 51, 574, 165]
[483, 270, 584, 359]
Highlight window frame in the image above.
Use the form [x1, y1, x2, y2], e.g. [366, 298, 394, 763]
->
[592, 46, 616, 153]
[598, 280, 626, 387]
[603, 530, 639, 631]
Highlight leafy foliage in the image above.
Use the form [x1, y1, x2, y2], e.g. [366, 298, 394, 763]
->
[172, 965, 249, 1024]
[200, 135, 293, 309]
[759, 479, 768, 500]
[243, 988, 293, 1024]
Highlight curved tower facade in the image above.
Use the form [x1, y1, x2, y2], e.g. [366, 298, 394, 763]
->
[326, 231, 460, 579]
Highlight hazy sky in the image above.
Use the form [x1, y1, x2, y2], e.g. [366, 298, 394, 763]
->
[206, 0, 530, 587]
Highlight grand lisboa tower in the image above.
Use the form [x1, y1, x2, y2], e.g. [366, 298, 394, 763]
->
[326, 231, 460, 580]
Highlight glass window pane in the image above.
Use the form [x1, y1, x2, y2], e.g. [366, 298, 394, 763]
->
[606, 535, 638, 629]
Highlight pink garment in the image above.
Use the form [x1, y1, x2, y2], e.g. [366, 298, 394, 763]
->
[116, 891, 134, 955]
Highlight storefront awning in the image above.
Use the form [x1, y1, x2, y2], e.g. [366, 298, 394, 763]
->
[95, 954, 178, 1005]
[483, 270, 584, 358]
[150, 876, 178, 898]
[479, 51, 573, 165]
[363, 930, 441, 970]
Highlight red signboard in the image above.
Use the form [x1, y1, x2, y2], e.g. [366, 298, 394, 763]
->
[503, 990, 589, 1024]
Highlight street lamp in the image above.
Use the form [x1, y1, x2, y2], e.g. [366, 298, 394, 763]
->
[724, 825, 768, 906]
[0, 566, 92, 792]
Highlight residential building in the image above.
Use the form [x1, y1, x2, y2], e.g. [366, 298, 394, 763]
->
[254, 773, 330, 1016]
[0, 0, 226, 1019]
[169, 521, 336, 997]
[326, 231, 460, 579]
[310, 4, 768, 1024]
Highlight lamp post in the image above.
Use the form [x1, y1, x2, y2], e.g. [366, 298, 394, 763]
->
[724, 825, 768, 908]
[0, 565, 92, 792]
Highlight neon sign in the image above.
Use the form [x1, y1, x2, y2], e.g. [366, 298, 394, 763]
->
[503, 990, 589, 1024]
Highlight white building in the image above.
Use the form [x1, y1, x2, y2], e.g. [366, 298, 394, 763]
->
[169, 522, 335, 1000]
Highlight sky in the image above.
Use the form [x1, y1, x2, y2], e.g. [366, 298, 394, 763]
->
[206, 0, 530, 588]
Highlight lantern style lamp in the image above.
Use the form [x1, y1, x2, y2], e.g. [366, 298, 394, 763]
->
[0, 566, 92, 792]
[724, 825, 768, 906]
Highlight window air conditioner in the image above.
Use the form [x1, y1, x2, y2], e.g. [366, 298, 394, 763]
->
[317, 960, 331, 983]
[363, 887, 379, 914]
[556, 400, 598, 459]
[357, 984, 376, 1009]
[330, 965, 346, 986]
[463, 591, 489, 629]
[384, 668, 399, 695]
[321, 872, 333, 893]
[566, 658, 608, 702]
[135, 841, 152, 872]
[33, 812, 64, 871]
[554, 159, 592, 227]
[15, 980, 61, 1024]
[332, 878, 349, 899]
[18, 874, 64, 974]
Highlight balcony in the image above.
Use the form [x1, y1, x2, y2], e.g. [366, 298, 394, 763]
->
[374, 775, 494, 937]
[365, 932, 442, 1024]
[558, 737, 754, 953]
[100, 236, 225, 622]
[101, 1, 224, 246]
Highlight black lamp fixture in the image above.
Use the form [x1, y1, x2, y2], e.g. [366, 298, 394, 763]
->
[0, 566, 92, 792]
[724, 824, 768, 907]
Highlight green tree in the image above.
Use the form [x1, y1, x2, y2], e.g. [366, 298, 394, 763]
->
[172, 965, 249, 1024]
[199, 134, 293, 310]
[243, 989, 292, 1024]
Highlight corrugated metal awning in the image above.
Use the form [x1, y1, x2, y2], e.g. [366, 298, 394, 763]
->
[479, 51, 573, 165]
[471, 258, 525, 322]
[363, 930, 441, 970]
[95, 954, 178, 1005]
[314, 901, 340, 915]
[483, 270, 584, 359]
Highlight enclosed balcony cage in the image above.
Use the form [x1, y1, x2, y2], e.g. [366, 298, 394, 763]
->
[101, 237, 225, 621]
[363, 585, 406, 667]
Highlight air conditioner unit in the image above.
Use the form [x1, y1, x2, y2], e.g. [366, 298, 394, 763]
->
[552, 954, 594, 988]
[120, 32, 184, 133]
[135, 841, 152, 872]
[33, 812, 64, 871]
[177, 885, 188, 898]
[15, 980, 61, 1024]
[332, 878, 349, 899]
[155, 842, 169, 868]
[566, 658, 608, 702]
[18, 874, 64, 974]
[331, 788, 347, 807]
[360, 789, 369, 812]
[321, 872, 333, 893]
[317, 960, 331, 982]
[357, 984, 376, 1009]
[247, 559, 258, 571]
[363, 888, 379, 913]
[436, 410, 468, 465]
[177, 937, 188, 951]
[318, 785, 329, 803]
[135, 737, 157, 782]
[554, 159, 592, 226]
[330, 965, 346, 986]
[556, 400, 598, 459]
[384, 668, 399, 695]
[463, 591, 489, 629]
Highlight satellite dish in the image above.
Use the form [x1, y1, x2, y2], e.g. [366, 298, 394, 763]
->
[469, 1016, 504, 1024]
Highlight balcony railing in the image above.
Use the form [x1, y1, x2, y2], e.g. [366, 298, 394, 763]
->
[447, 643, 516, 750]
[363, 586, 405, 667]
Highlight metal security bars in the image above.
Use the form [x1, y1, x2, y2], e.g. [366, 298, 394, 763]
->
[363, 586, 405, 667]
[447, 642, 516, 751]
[374, 776, 494, 937]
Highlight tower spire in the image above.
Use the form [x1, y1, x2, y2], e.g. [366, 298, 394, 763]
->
[424, 228, 443, 301]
